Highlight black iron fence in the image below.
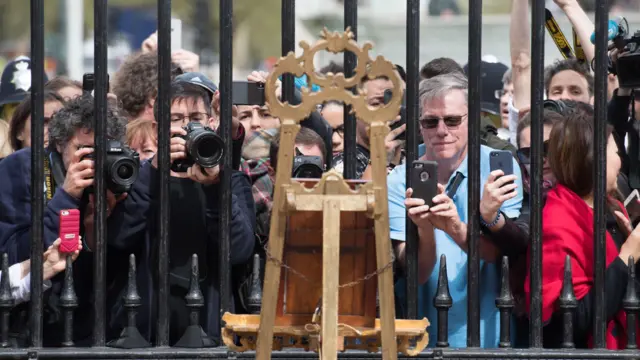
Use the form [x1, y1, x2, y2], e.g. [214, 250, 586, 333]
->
[0, 0, 635, 358]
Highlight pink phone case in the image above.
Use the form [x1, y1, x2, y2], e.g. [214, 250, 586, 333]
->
[59, 209, 80, 253]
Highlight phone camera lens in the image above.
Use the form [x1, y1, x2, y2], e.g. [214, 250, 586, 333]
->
[420, 171, 430, 182]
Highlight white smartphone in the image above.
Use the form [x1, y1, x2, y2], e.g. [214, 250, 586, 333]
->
[624, 189, 640, 220]
[171, 18, 182, 53]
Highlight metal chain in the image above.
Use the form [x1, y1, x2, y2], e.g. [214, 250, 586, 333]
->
[263, 244, 396, 289]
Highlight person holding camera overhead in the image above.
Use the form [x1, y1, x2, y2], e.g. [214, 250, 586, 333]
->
[109, 79, 256, 346]
[0, 94, 145, 346]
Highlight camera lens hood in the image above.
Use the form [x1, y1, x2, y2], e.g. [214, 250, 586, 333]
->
[189, 130, 225, 168]
[110, 157, 139, 187]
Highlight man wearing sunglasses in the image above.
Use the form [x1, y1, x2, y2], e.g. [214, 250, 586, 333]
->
[387, 71, 523, 348]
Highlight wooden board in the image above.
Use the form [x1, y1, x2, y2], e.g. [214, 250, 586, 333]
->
[274, 181, 378, 328]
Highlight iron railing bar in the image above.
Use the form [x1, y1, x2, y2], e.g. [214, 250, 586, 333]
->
[29, 0, 45, 348]
[529, 0, 546, 348]
[92, 0, 109, 346]
[466, 0, 482, 348]
[592, 0, 609, 348]
[404, 0, 420, 320]
[0, 348, 639, 359]
[281, 0, 295, 113]
[156, 0, 172, 346]
[218, 0, 233, 316]
[343, 0, 357, 179]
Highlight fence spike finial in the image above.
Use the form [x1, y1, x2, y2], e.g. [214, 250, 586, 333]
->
[559, 255, 577, 348]
[107, 254, 150, 349]
[433, 254, 452, 348]
[623, 256, 639, 349]
[59, 254, 78, 347]
[495, 256, 514, 348]
[247, 254, 263, 315]
[175, 254, 217, 348]
[0, 253, 14, 348]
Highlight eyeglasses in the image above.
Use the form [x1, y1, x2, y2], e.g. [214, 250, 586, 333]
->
[516, 140, 549, 165]
[494, 89, 513, 100]
[419, 114, 467, 129]
[333, 124, 344, 138]
[170, 112, 210, 123]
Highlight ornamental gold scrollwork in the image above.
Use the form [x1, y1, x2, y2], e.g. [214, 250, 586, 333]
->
[264, 27, 404, 125]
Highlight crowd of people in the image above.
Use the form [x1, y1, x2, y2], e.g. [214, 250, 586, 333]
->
[0, 0, 639, 351]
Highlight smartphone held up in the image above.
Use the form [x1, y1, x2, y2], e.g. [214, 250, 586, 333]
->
[59, 209, 80, 254]
[411, 160, 438, 207]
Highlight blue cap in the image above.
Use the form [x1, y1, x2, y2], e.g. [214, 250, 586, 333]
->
[175, 72, 218, 96]
[279, 74, 321, 93]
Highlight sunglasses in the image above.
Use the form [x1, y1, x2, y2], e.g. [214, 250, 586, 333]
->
[516, 140, 549, 165]
[419, 114, 466, 129]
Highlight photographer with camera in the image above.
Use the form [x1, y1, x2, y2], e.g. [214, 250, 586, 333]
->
[0, 94, 143, 345]
[253, 127, 326, 235]
[241, 71, 332, 167]
[110, 80, 255, 345]
[0, 94, 137, 261]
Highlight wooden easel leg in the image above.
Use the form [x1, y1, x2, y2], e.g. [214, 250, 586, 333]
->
[255, 209, 287, 360]
[321, 199, 341, 360]
[374, 216, 398, 360]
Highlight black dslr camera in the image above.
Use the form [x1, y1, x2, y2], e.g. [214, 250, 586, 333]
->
[616, 31, 640, 89]
[171, 122, 225, 173]
[606, 18, 640, 88]
[291, 148, 324, 179]
[383, 88, 406, 140]
[543, 99, 577, 115]
[81, 139, 140, 195]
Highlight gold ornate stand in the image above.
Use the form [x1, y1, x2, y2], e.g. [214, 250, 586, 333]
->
[222, 29, 429, 359]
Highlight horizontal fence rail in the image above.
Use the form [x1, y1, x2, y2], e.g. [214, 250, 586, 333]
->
[0, 0, 624, 358]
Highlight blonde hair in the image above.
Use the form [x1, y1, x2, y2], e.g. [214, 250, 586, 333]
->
[0, 120, 13, 158]
[126, 119, 157, 147]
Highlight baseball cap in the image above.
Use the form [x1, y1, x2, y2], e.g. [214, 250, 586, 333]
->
[175, 72, 218, 96]
[462, 57, 509, 116]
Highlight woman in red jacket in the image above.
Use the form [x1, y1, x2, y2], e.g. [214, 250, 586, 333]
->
[525, 110, 640, 349]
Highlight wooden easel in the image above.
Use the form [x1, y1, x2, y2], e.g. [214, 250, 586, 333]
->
[221, 28, 429, 359]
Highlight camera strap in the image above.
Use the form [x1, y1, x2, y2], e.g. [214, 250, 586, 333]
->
[544, 8, 587, 64]
[446, 172, 465, 200]
[43, 156, 54, 202]
[43, 151, 67, 204]
[573, 29, 587, 64]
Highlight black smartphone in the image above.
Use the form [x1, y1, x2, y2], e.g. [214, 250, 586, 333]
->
[82, 73, 110, 93]
[232, 81, 265, 105]
[411, 160, 438, 207]
[384, 88, 406, 140]
[82, 73, 95, 93]
[490, 150, 515, 185]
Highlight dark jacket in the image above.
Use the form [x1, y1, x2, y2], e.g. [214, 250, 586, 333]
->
[608, 90, 637, 192]
[480, 116, 517, 157]
[0, 148, 138, 345]
[108, 161, 256, 344]
[0, 148, 79, 264]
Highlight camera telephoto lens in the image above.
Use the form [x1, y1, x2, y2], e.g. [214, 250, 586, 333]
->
[196, 136, 218, 159]
[189, 130, 224, 168]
